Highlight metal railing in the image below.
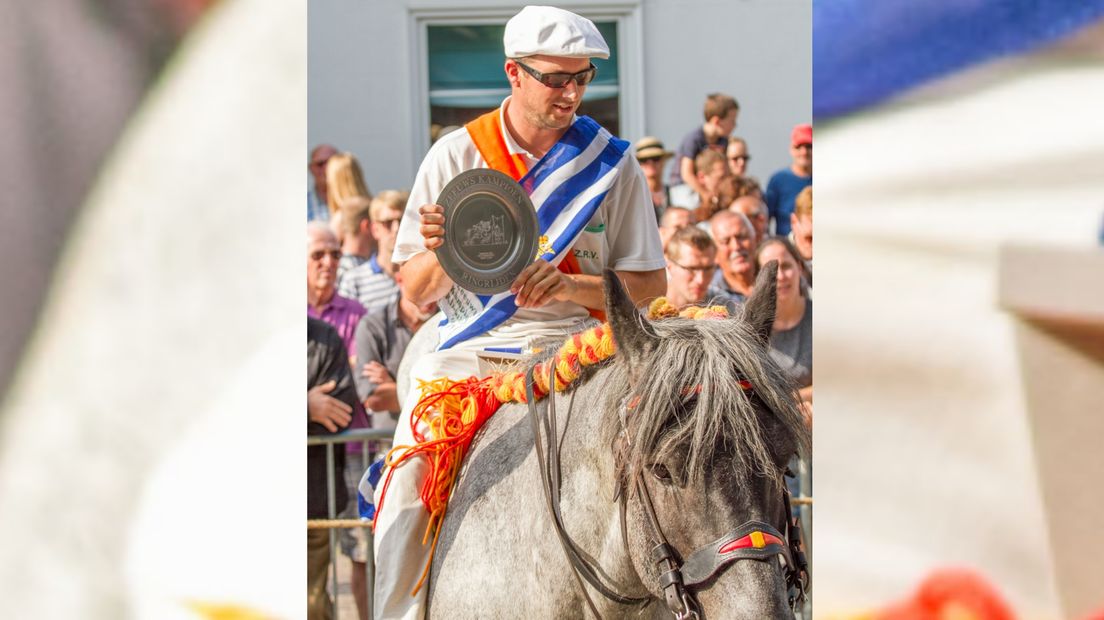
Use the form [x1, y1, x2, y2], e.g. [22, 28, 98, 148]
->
[308, 428, 394, 619]
[795, 456, 813, 620]
[308, 430, 813, 619]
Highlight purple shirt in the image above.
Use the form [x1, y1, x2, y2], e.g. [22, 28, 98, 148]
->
[309, 294, 370, 452]
[308, 293, 366, 356]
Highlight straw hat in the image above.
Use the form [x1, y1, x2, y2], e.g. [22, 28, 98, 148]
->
[634, 136, 673, 161]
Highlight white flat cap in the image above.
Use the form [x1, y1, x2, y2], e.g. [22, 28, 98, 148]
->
[503, 6, 610, 59]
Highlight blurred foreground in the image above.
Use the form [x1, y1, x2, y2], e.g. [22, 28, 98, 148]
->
[816, 40, 1104, 620]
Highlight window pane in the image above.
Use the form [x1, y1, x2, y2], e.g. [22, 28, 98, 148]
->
[427, 21, 620, 138]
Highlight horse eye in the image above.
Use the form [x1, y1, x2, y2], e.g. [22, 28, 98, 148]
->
[651, 463, 672, 482]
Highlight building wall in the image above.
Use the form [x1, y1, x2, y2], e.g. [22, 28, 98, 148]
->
[309, 0, 811, 193]
[638, 0, 812, 184]
[309, 0, 417, 193]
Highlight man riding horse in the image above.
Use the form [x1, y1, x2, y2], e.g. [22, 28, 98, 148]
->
[375, 6, 666, 618]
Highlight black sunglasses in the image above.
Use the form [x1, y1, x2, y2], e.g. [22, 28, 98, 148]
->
[514, 60, 597, 89]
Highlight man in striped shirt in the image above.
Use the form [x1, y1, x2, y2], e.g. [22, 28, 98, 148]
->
[336, 195, 376, 279]
[339, 192, 404, 312]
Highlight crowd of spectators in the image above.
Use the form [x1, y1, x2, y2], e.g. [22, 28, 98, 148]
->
[305, 91, 812, 618]
[306, 149, 431, 620]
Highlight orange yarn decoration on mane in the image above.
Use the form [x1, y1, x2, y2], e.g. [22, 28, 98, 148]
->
[373, 298, 728, 593]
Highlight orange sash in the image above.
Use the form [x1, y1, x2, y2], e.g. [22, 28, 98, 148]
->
[464, 109, 529, 182]
[463, 109, 601, 319]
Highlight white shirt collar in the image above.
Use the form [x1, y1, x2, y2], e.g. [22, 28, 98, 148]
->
[498, 96, 532, 158]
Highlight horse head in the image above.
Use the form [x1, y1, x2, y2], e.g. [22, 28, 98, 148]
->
[603, 264, 810, 618]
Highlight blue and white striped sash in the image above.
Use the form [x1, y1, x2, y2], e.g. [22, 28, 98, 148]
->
[436, 116, 629, 351]
[814, 0, 1104, 119]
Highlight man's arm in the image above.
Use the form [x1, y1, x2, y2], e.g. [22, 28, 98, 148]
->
[398, 251, 452, 306]
[365, 381, 400, 413]
[512, 262, 665, 310]
[307, 319, 359, 434]
[613, 269, 666, 307]
[308, 380, 353, 433]
[353, 311, 404, 413]
[397, 203, 454, 305]
[360, 358, 400, 412]
[514, 156, 670, 310]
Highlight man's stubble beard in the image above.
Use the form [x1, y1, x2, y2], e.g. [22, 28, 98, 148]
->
[521, 94, 576, 131]
[525, 107, 571, 131]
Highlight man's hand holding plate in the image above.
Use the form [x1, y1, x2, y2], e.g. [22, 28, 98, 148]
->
[418, 203, 446, 251]
[511, 259, 577, 308]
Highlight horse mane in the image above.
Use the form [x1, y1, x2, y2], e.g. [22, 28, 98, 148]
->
[598, 313, 809, 489]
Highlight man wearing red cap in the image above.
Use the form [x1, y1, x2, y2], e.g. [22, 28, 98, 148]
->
[765, 123, 812, 236]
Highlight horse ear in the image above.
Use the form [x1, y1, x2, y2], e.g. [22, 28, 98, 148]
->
[603, 270, 658, 369]
[741, 260, 777, 346]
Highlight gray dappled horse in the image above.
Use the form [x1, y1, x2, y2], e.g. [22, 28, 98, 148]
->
[425, 264, 810, 619]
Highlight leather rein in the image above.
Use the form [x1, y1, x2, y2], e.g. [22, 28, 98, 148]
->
[524, 363, 809, 619]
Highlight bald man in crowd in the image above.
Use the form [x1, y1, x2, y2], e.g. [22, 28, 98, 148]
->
[708, 210, 757, 305]
[658, 206, 695, 249]
[729, 195, 769, 246]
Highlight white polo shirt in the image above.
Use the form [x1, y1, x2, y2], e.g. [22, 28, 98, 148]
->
[393, 97, 665, 342]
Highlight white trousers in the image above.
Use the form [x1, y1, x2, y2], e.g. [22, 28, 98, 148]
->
[371, 345, 480, 620]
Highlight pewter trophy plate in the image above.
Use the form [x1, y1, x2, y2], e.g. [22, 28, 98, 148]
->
[436, 168, 539, 295]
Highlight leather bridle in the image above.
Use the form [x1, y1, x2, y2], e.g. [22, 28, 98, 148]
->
[627, 460, 810, 619]
[524, 364, 809, 619]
